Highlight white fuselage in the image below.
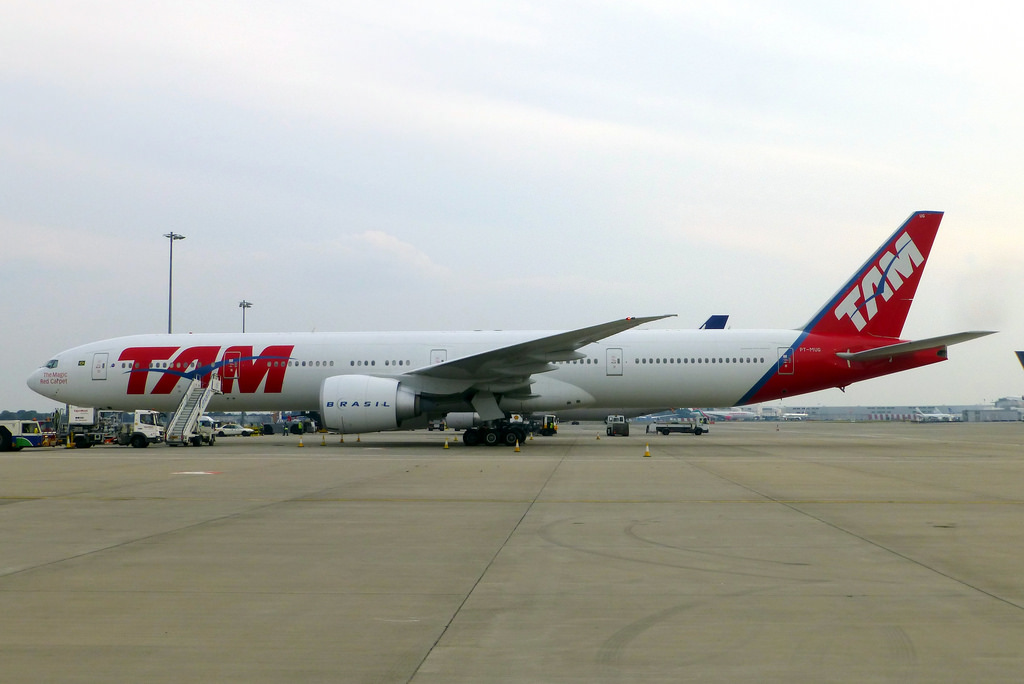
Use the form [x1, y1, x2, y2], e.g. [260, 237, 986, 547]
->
[27, 329, 801, 416]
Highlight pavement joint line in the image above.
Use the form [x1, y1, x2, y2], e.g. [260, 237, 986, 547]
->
[685, 459, 1024, 614]
[407, 442, 569, 679]
[3, 496, 1024, 504]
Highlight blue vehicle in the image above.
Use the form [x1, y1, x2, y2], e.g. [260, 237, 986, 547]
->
[0, 420, 46, 451]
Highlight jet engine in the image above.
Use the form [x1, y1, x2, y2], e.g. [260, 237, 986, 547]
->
[443, 412, 481, 430]
[319, 375, 420, 434]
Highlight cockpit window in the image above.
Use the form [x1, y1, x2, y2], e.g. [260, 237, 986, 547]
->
[45, 359, 59, 369]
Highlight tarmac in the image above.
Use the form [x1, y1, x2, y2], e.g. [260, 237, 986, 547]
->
[2, 421, 1024, 683]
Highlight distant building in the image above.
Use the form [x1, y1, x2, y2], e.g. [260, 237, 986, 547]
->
[766, 405, 1021, 422]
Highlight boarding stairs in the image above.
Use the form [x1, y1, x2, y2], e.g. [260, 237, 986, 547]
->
[165, 369, 221, 446]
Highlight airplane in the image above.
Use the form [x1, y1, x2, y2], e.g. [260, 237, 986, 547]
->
[632, 408, 708, 423]
[28, 211, 994, 446]
[912, 407, 960, 422]
[701, 407, 758, 421]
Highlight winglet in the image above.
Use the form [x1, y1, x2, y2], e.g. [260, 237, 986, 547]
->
[803, 211, 943, 338]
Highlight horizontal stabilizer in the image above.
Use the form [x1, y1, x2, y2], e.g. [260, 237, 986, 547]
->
[836, 331, 996, 362]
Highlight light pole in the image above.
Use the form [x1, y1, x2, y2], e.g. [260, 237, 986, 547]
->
[164, 232, 185, 334]
[239, 300, 253, 333]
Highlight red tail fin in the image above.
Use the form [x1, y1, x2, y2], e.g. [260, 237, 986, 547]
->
[802, 211, 942, 339]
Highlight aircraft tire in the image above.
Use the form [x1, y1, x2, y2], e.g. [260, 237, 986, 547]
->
[501, 430, 518, 446]
[463, 429, 480, 447]
[483, 429, 499, 446]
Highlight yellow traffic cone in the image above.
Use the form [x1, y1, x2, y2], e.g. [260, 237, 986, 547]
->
[444, 439, 450, 449]
[321, 434, 326, 446]
[514, 440, 520, 452]
[357, 434, 361, 442]
[298, 435, 304, 447]
[643, 443, 651, 457]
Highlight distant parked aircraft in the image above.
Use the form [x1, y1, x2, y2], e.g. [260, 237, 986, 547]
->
[912, 407, 960, 422]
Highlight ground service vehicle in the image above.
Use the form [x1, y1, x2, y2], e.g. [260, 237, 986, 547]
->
[167, 415, 216, 446]
[113, 410, 165, 447]
[652, 417, 709, 436]
[64, 407, 164, 448]
[537, 415, 558, 436]
[0, 420, 46, 451]
[606, 415, 629, 436]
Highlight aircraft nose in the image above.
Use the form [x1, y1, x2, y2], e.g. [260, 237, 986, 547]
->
[27, 361, 64, 400]
[27, 367, 44, 394]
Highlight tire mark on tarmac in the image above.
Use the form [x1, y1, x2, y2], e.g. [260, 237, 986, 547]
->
[684, 459, 1024, 614]
[536, 515, 824, 583]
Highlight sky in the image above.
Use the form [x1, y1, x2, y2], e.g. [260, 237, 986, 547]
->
[3, 0, 1023, 411]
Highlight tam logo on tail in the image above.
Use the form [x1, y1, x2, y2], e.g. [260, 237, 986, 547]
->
[804, 211, 942, 340]
[833, 231, 924, 331]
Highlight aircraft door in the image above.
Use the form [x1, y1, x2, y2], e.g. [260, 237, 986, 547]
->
[92, 353, 108, 381]
[218, 351, 242, 393]
[222, 350, 241, 384]
[606, 348, 623, 376]
[777, 347, 795, 375]
[430, 349, 447, 365]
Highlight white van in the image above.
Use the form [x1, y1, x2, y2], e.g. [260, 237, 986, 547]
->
[196, 416, 216, 445]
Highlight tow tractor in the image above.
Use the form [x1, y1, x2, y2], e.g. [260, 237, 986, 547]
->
[605, 414, 629, 436]
[536, 414, 558, 436]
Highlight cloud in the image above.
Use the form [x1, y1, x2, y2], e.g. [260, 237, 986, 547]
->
[345, 230, 453, 280]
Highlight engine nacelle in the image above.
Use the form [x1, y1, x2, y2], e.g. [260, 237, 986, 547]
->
[320, 375, 420, 434]
[444, 412, 482, 430]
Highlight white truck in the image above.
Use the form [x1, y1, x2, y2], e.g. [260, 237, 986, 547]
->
[166, 415, 216, 447]
[651, 416, 710, 436]
[65, 407, 165, 448]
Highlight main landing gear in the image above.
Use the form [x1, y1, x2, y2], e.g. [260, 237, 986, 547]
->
[461, 420, 529, 447]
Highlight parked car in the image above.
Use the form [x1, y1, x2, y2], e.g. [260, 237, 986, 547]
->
[216, 423, 254, 437]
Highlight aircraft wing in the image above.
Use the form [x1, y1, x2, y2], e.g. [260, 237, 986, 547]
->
[836, 331, 995, 362]
[400, 315, 673, 397]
